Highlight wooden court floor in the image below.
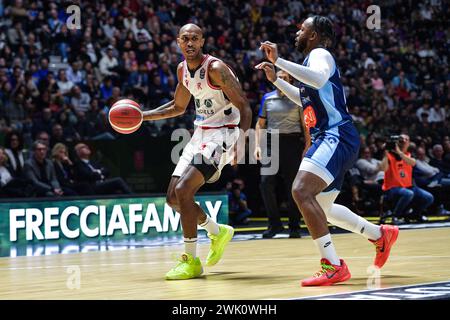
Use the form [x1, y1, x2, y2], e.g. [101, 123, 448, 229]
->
[0, 227, 449, 299]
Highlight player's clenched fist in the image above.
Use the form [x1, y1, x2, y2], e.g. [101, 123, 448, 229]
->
[255, 62, 277, 83]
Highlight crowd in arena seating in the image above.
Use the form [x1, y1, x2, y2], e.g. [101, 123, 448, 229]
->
[0, 129, 132, 197]
[0, 0, 449, 219]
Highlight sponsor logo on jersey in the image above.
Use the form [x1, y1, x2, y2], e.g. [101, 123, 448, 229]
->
[327, 136, 338, 144]
[303, 105, 317, 129]
[199, 68, 205, 79]
[204, 99, 213, 108]
[197, 109, 215, 115]
[195, 99, 215, 116]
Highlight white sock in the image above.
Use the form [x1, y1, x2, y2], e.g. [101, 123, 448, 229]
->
[184, 237, 197, 258]
[314, 234, 340, 266]
[199, 216, 220, 235]
[315, 192, 382, 241]
[328, 204, 382, 241]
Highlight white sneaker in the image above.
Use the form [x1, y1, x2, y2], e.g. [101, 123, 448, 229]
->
[427, 180, 440, 188]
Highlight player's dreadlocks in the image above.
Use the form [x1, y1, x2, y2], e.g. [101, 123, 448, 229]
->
[311, 15, 336, 49]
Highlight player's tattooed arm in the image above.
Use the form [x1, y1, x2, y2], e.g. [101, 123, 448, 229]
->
[208, 61, 252, 133]
[143, 63, 191, 121]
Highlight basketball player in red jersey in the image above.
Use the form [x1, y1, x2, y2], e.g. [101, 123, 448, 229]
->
[143, 24, 252, 280]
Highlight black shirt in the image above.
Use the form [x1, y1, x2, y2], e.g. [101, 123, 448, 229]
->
[37, 160, 50, 185]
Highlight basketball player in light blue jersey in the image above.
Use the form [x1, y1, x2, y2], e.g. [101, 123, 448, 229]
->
[257, 16, 399, 286]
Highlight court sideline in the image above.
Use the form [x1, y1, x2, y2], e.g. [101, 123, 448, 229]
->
[0, 227, 449, 299]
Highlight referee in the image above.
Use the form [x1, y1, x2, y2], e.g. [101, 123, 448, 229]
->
[254, 70, 309, 238]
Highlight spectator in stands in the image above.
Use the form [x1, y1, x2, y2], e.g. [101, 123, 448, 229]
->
[416, 100, 432, 121]
[370, 71, 385, 92]
[4, 131, 26, 178]
[82, 74, 100, 99]
[148, 74, 169, 106]
[414, 147, 450, 188]
[100, 76, 113, 101]
[51, 143, 94, 196]
[7, 21, 26, 49]
[73, 143, 132, 195]
[48, 143, 77, 196]
[84, 99, 115, 140]
[380, 135, 434, 223]
[430, 144, 450, 175]
[444, 140, 450, 163]
[102, 16, 118, 40]
[24, 70, 40, 98]
[32, 108, 54, 138]
[50, 123, 65, 148]
[111, 86, 121, 102]
[34, 57, 50, 84]
[23, 140, 63, 197]
[128, 64, 149, 97]
[0, 147, 30, 197]
[99, 46, 119, 79]
[354, 146, 384, 212]
[392, 71, 412, 92]
[36, 131, 50, 147]
[227, 180, 252, 226]
[428, 103, 446, 123]
[58, 110, 80, 141]
[134, 20, 152, 43]
[66, 61, 83, 86]
[414, 146, 450, 216]
[70, 85, 91, 114]
[356, 147, 385, 183]
[57, 69, 74, 96]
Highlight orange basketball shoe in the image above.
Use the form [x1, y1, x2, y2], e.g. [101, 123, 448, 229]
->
[369, 224, 399, 268]
[301, 258, 351, 286]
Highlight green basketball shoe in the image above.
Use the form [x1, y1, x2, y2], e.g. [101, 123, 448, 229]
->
[165, 253, 203, 280]
[205, 224, 234, 267]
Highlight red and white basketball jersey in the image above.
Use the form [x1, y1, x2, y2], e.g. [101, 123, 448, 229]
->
[181, 54, 240, 127]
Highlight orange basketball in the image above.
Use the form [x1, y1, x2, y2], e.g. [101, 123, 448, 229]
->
[108, 99, 143, 134]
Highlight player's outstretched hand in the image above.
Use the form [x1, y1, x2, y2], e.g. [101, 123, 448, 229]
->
[255, 62, 277, 83]
[259, 41, 278, 63]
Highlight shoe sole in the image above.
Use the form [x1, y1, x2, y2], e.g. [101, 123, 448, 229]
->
[166, 267, 204, 280]
[206, 227, 234, 267]
[165, 274, 203, 280]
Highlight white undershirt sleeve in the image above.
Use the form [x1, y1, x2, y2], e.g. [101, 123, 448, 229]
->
[272, 78, 302, 107]
[274, 48, 335, 89]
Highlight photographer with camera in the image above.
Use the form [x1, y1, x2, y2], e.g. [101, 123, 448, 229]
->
[227, 179, 252, 226]
[380, 134, 434, 224]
